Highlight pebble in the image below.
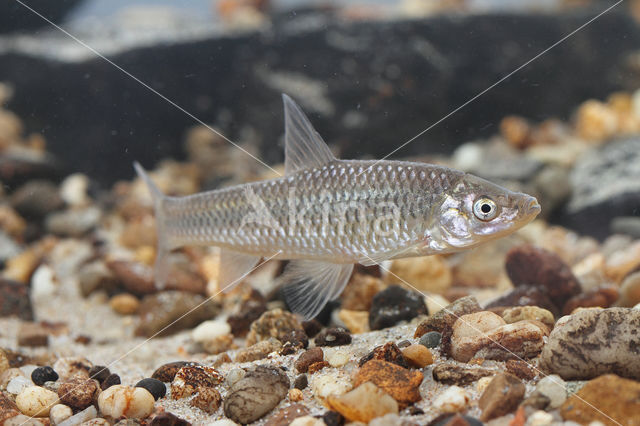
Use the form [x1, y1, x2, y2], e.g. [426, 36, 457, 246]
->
[432, 364, 495, 386]
[478, 373, 525, 421]
[57, 406, 97, 426]
[135, 291, 221, 337]
[534, 375, 566, 409]
[562, 284, 619, 315]
[245, 308, 304, 346]
[225, 369, 246, 387]
[235, 338, 282, 363]
[369, 285, 428, 330]
[355, 360, 423, 406]
[312, 371, 352, 400]
[560, 374, 640, 425]
[359, 342, 408, 369]
[0, 350, 9, 375]
[190, 386, 222, 414]
[540, 307, 640, 380]
[314, 328, 352, 347]
[288, 388, 303, 402]
[486, 286, 558, 316]
[386, 256, 452, 295]
[80, 419, 110, 426]
[77, 261, 119, 297]
[451, 312, 548, 362]
[505, 245, 581, 309]
[414, 295, 480, 338]
[0, 278, 33, 320]
[151, 361, 191, 383]
[49, 403, 73, 425]
[325, 349, 350, 368]
[419, 331, 442, 348]
[45, 206, 101, 237]
[223, 365, 290, 424]
[100, 374, 121, 391]
[289, 417, 325, 426]
[337, 309, 369, 334]
[171, 365, 223, 399]
[57, 376, 98, 410]
[192, 319, 231, 343]
[500, 306, 555, 330]
[295, 347, 324, 373]
[327, 382, 398, 423]
[402, 344, 433, 368]
[227, 289, 267, 337]
[618, 271, 640, 307]
[59, 173, 90, 206]
[98, 385, 155, 419]
[109, 293, 140, 315]
[87, 366, 110, 383]
[31, 366, 58, 386]
[15, 386, 59, 417]
[341, 273, 386, 311]
[505, 359, 537, 380]
[135, 378, 166, 401]
[526, 410, 554, 426]
[17, 322, 49, 347]
[432, 414, 483, 426]
[7, 376, 33, 394]
[10, 180, 64, 219]
[293, 375, 308, 390]
[265, 403, 309, 426]
[53, 357, 92, 380]
[433, 386, 470, 413]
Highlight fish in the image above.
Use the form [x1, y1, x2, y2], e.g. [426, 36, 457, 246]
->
[134, 94, 541, 319]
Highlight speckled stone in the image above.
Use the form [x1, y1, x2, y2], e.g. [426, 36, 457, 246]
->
[540, 307, 640, 380]
[369, 285, 428, 330]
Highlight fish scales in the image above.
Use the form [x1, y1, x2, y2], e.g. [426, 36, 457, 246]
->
[161, 160, 460, 263]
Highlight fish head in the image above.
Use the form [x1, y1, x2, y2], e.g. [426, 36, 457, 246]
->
[433, 173, 540, 250]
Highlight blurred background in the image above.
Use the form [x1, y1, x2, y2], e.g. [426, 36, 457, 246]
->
[0, 0, 638, 240]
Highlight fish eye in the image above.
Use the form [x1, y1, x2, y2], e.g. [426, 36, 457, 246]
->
[473, 197, 499, 221]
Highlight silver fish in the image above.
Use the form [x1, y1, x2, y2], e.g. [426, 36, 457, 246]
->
[135, 94, 541, 318]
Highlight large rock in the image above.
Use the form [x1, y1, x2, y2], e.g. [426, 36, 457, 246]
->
[540, 308, 640, 380]
[563, 137, 640, 238]
[0, 9, 638, 186]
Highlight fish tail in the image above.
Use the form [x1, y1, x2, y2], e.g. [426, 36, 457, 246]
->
[133, 161, 172, 289]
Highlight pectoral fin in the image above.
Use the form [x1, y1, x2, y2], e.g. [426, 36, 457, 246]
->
[218, 249, 261, 292]
[280, 260, 354, 319]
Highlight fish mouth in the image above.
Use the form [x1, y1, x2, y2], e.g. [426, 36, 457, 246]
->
[521, 196, 541, 219]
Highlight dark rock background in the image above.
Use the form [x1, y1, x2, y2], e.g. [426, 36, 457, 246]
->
[0, 7, 638, 187]
[0, 0, 85, 34]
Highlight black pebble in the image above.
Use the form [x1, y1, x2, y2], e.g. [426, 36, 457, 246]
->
[101, 373, 121, 391]
[136, 378, 167, 401]
[88, 365, 111, 383]
[314, 327, 352, 347]
[293, 374, 308, 390]
[419, 331, 442, 349]
[369, 285, 428, 330]
[301, 319, 322, 338]
[322, 411, 344, 426]
[31, 366, 58, 386]
[149, 412, 191, 426]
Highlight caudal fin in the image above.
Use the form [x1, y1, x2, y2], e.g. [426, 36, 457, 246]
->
[133, 162, 171, 289]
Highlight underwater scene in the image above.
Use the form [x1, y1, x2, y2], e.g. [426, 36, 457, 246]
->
[0, 0, 639, 425]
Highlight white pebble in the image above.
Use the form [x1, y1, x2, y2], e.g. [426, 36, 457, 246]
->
[4, 414, 49, 425]
[535, 374, 567, 409]
[53, 357, 92, 380]
[192, 319, 231, 343]
[369, 413, 404, 426]
[206, 420, 240, 426]
[58, 406, 97, 426]
[476, 376, 493, 394]
[226, 368, 246, 387]
[98, 385, 155, 419]
[7, 375, 33, 394]
[433, 386, 469, 413]
[325, 349, 350, 367]
[60, 173, 90, 206]
[16, 386, 59, 417]
[31, 265, 57, 300]
[0, 368, 24, 389]
[19, 365, 39, 377]
[289, 416, 326, 426]
[525, 410, 554, 426]
[50, 404, 73, 425]
[312, 371, 352, 400]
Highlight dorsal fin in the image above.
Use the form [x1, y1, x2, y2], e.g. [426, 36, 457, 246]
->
[283, 94, 336, 175]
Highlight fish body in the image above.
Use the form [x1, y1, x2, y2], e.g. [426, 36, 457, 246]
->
[135, 95, 540, 318]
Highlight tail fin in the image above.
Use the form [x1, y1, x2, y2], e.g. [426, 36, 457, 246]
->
[133, 162, 171, 289]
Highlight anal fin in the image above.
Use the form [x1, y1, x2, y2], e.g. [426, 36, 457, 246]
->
[280, 260, 354, 319]
[218, 249, 261, 292]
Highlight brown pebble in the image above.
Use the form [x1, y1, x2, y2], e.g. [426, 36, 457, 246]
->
[354, 360, 423, 406]
[414, 296, 481, 338]
[17, 322, 49, 347]
[171, 366, 223, 400]
[402, 344, 433, 368]
[88, 366, 110, 383]
[109, 293, 140, 315]
[246, 308, 304, 346]
[235, 338, 282, 363]
[265, 403, 309, 426]
[432, 364, 495, 386]
[295, 347, 324, 373]
[301, 319, 323, 338]
[359, 342, 409, 369]
[152, 361, 193, 383]
[293, 374, 308, 390]
[227, 289, 267, 337]
[505, 360, 537, 381]
[478, 373, 525, 421]
[58, 376, 98, 410]
[288, 388, 303, 402]
[189, 387, 222, 414]
[101, 374, 121, 391]
[562, 284, 619, 315]
[149, 412, 191, 426]
[307, 361, 330, 374]
[314, 328, 352, 347]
